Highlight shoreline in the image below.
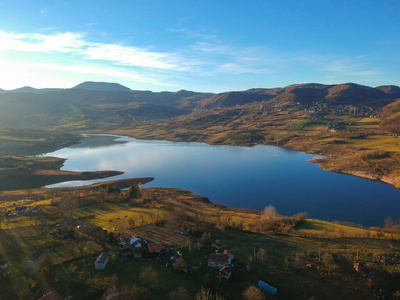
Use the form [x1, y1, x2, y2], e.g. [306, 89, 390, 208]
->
[103, 130, 400, 190]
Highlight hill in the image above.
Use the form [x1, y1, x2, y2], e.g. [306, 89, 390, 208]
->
[0, 84, 212, 129]
[376, 85, 400, 98]
[199, 83, 399, 109]
[73, 81, 132, 92]
[379, 99, 400, 134]
[0, 81, 398, 133]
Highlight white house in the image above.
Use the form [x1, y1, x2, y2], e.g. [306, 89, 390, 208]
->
[129, 236, 142, 248]
[95, 252, 109, 270]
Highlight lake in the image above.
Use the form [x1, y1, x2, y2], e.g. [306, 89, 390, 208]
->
[44, 134, 400, 227]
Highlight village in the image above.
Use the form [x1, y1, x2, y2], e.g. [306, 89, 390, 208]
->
[1, 183, 400, 299]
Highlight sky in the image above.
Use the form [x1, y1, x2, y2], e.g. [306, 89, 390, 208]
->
[0, 0, 399, 92]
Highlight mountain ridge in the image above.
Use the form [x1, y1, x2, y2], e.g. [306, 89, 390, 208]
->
[0, 81, 399, 129]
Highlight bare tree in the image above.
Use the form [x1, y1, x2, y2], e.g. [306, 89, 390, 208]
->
[196, 287, 225, 300]
[261, 205, 278, 221]
[118, 284, 148, 300]
[58, 196, 78, 228]
[256, 248, 267, 262]
[284, 256, 289, 271]
[322, 253, 335, 276]
[139, 266, 158, 287]
[294, 252, 302, 269]
[63, 239, 77, 258]
[384, 216, 394, 229]
[168, 286, 191, 300]
[243, 286, 265, 300]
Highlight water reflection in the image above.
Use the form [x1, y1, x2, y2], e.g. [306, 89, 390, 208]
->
[44, 134, 400, 227]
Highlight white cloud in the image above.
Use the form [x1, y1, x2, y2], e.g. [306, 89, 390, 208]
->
[0, 31, 85, 53]
[0, 30, 194, 71]
[85, 44, 181, 70]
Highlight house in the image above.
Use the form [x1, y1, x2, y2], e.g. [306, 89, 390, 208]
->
[208, 250, 233, 269]
[38, 290, 63, 300]
[30, 206, 41, 213]
[119, 234, 142, 247]
[95, 252, 109, 270]
[129, 236, 142, 247]
[15, 206, 28, 214]
[148, 243, 168, 254]
[23, 251, 45, 272]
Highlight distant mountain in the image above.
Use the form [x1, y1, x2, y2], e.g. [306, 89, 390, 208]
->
[200, 83, 398, 109]
[0, 81, 398, 130]
[73, 81, 132, 92]
[0, 86, 63, 94]
[0, 83, 212, 129]
[376, 85, 400, 98]
[199, 91, 268, 108]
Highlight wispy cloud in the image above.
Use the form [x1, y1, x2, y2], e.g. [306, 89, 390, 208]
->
[324, 60, 381, 77]
[0, 29, 387, 91]
[0, 31, 85, 53]
[0, 30, 195, 71]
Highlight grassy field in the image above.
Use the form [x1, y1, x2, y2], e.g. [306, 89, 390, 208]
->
[1, 182, 400, 299]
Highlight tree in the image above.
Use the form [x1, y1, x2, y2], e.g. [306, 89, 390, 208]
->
[256, 248, 267, 262]
[322, 253, 335, 276]
[168, 286, 191, 300]
[261, 205, 278, 220]
[384, 216, 394, 229]
[294, 252, 302, 269]
[63, 239, 77, 258]
[196, 287, 225, 300]
[243, 286, 265, 300]
[139, 266, 158, 287]
[117, 284, 148, 300]
[129, 184, 141, 199]
[58, 196, 78, 228]
[284, 256, 290, 271]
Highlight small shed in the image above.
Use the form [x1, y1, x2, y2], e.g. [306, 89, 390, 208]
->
[95, 252, 109, 270]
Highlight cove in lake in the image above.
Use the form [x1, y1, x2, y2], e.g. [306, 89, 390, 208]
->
[44, 134, 400, 227]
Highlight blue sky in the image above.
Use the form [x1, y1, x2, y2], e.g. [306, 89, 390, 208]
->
[0, 0, 399, 92]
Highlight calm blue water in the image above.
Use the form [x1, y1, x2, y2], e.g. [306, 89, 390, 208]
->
[44, 134, 400, 227]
